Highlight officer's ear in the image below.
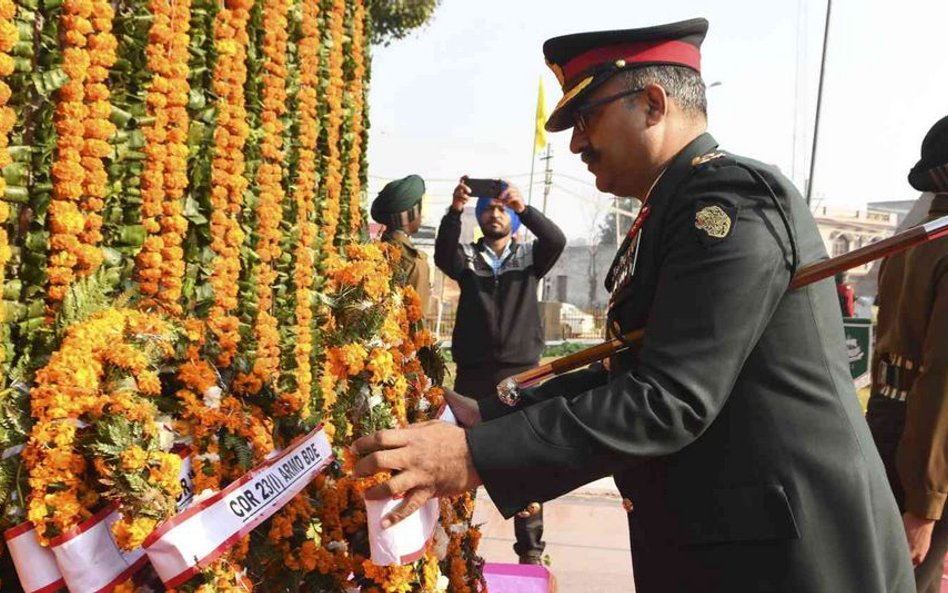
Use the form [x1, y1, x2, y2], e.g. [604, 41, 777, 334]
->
[643, 83, 668, 126]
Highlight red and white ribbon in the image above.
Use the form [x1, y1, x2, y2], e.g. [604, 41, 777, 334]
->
[48, 506, 149, 593]
[5, 451, 194, 593]
[4, 522, 65, 593]
[366, 406, 456, 565]
[143, 425, 333, 588]
[49, 453, 195, 593]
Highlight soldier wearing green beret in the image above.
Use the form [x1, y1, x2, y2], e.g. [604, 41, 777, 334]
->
[371, 174, 431, 314]
[353, 19, 914, 592]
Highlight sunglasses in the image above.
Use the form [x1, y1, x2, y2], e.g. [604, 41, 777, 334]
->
[574, 87, 646, 133]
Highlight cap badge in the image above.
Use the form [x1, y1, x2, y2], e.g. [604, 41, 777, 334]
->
[614, 58, 626, 68]
[695, 205, 732, 239]
[553, 76, 594, 111]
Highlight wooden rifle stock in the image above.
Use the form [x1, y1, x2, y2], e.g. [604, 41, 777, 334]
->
[502, 214, 948, 395]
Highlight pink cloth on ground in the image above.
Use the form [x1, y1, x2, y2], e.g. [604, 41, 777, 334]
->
[483, 562, 554, 593]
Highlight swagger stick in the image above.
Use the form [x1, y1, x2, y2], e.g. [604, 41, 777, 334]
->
[788, 215, 948, 289]
[497, 215, 948, 405]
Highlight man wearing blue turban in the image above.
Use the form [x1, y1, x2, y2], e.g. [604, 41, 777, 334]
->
[475, 195, 522, 236]
[434, 177, 566, 564]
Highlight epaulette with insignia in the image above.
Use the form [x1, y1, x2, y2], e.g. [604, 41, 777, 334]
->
[691, 151, 726, 167]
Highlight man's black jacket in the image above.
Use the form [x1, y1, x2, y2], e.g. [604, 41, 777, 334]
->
[434, 205, 565, 369]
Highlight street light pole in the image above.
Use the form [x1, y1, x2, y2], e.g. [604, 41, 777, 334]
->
[539, 145, 553, 301]
[540, 144, 553, 215]
[806, 0, 833, 206]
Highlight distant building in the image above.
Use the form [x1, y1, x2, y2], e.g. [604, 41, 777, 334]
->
[543, 243, 612, 311]
[811, 205, 899, 297]
[866, 199, 917, 229]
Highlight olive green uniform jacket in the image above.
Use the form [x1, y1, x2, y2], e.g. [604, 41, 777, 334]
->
[382, 229, 431, 314]
[469, 134, 914, 592]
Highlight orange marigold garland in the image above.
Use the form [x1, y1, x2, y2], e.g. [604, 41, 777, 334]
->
[134, 0, 192, 314]
[77, 0, 116, 270]
[319, 0, 345, 252]
[207, 0, 252, 367]
[47, 0, 103, 310]
[171, 318, 273, 591]
[22, 309, 182, 546]
[289, 241, 473, 592]
[285, 0, 322, 419]
[174, 318, 274, 493]
[241, 0, 289, 397]
[343, 0, 366, 236]
[0, 0, 15, 369]
[439, 490, 486, 593]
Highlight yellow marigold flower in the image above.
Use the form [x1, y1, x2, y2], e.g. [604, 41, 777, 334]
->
[0, 0, 15, 20]
[111, 516, 158, 550]
[120, 446, 148, 471]
[367, 348, 395, 384]
[148, 452, 183, 493]
[112, 580, 136, 593]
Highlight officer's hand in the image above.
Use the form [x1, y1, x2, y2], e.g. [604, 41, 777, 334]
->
[444, 388, 481, 427]
[499, 181, 526, 214]
[352, 421, 482, 528]
[902, 511, 935, 566]
[451, 178, 471, 212]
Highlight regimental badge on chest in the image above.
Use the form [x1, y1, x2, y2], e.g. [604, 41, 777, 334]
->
[692, 199, 739, 246]
[695, 205, 731, 238]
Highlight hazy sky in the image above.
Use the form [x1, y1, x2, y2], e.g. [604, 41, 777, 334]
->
[365, 0, 948, 239]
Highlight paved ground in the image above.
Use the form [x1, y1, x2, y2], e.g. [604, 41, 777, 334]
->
[474, 477, 948, 593]
[473, 478, 635, 592]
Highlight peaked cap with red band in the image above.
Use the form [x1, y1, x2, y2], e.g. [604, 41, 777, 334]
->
[543, 18, 708, 132]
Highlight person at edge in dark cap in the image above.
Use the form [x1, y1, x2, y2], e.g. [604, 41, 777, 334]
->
[352, 18, 914, 592]
[866, 114, 948, 593]
[371, 174, 431, 313]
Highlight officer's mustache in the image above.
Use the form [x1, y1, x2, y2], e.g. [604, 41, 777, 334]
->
[581, 148, 600, 165]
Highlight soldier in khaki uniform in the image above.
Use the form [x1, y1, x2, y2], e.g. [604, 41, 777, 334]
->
[371, 174, 431, 313]
[867, 114, 948, 593]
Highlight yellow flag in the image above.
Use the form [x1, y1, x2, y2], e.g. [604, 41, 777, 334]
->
[534, 77, 548, 154]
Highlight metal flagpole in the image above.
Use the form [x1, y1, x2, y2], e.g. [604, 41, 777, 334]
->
[527, 147, 538, 207]
[540, 144, 553, 214]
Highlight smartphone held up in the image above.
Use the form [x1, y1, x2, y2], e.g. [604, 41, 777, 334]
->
[463, 177, 504, 199]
